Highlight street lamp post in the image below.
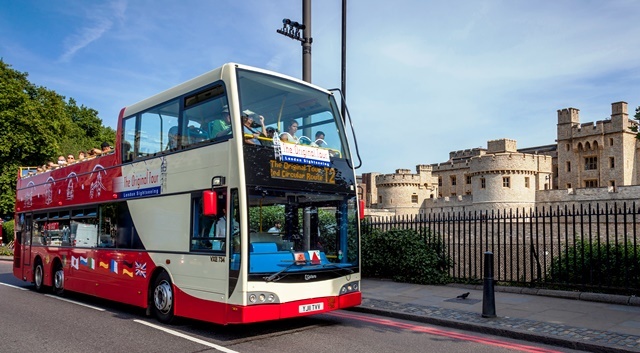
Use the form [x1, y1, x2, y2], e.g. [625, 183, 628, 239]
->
[276, 0, 312, 83]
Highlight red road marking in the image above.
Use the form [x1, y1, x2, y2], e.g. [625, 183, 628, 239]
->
[329, 311, 564, 353]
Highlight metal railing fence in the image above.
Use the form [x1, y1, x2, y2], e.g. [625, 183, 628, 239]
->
[362, 203, 640, 295]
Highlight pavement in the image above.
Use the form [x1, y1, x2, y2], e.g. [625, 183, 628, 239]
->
[2, 255, 639, 352]
[353, 278, 640, 353]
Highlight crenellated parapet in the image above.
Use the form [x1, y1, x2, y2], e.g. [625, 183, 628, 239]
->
[376, 173, 423, 187]
[449, 148, 486, 161]
[469, 153, 553, 176]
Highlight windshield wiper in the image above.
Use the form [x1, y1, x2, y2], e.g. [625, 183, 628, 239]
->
[264, 261, 300, 282]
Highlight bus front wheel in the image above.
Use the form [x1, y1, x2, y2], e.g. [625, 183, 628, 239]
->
[152, 271, 175, 324]
[34, 260, 45, 292]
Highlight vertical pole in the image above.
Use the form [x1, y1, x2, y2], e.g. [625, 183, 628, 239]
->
[340, 0, 347, 120]
[482, 251, 497, 318]
[302, 0, 312, 83]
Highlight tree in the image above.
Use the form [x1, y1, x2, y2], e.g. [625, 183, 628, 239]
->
[631, 106, 640, 139]
[0, 60, 115, 215]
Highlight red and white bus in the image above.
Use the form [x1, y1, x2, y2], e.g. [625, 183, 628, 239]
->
[13, 63, 362, 324]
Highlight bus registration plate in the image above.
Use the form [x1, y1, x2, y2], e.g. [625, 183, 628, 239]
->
[299, 302, 324, 313]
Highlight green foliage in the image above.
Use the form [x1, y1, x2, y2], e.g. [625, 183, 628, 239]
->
[546, 240, 640, 289]
[0, 245, 12, 256]
[632, 106, 640, 138]
[249, 205, 285, 232]
[2, 220, 14, 244]
[0, 60, 115, 214]
[361, 227, 452, 284]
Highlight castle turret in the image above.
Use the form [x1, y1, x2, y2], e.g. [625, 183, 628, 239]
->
[610, 101, 628, 130]
[557, 107, 580, 141]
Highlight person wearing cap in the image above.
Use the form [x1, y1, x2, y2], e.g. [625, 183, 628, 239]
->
[242, 114, 265, 145]
[209, 106, 232, 138]
[101, 142, 112, 154]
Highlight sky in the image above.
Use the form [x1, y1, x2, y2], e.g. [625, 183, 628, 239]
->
[2, 0, 640, 174]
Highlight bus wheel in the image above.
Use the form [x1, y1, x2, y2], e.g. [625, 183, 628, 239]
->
[53, 262, 65, 296]
[34, 260, 45, 292]
[152, 272, 174, 324]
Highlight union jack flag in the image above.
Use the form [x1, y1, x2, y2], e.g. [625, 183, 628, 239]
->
[134, 262, 147, 278]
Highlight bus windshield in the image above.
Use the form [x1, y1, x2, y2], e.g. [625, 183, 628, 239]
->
[237, 69, 349, 159]
[247, 188, 359, 279]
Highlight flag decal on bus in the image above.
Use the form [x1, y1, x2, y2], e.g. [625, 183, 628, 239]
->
[110, 259, 118, 273]
[71, 256, 79, 270]
[134, 262, 147, 278]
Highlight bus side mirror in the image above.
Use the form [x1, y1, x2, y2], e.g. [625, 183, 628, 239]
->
[359, 200, 365, 220]
[203, 190, 217, 216]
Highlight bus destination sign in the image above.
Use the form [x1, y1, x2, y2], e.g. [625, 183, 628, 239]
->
[269, 160, 335, 184]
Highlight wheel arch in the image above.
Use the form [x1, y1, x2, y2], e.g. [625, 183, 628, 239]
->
[146, 266, 174, 308]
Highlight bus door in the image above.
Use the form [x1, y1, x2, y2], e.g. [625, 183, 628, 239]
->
[15, 214, 32, 279]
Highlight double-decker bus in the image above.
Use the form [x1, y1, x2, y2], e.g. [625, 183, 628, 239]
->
[13, 63, 362, 324]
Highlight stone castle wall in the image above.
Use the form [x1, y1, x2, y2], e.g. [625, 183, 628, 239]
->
[364, 101, 640, 218]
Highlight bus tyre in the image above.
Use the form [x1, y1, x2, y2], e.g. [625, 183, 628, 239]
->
[152, 272, 175, 324]
[53, 262, 64, 296]
[34, 261, 45, 292]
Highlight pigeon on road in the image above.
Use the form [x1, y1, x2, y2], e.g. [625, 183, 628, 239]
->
[456, 292, 470, 299]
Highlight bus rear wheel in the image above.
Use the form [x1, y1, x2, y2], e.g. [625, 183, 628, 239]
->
[53, 262, 64, 296]
[152, 271, 174, 324]
[34, 260, 45, 292]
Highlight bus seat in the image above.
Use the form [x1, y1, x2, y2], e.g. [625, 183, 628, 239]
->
[250, 242, 278, 253]
[187, 126, 209, 143]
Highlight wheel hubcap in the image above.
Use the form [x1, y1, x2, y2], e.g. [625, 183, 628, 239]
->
[35, 266, 43, 287]
[54, 269, 64, 290]
[154, 280, 173, 314]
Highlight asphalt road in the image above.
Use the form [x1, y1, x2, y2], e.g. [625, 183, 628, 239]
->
[0, 261, 584, 353]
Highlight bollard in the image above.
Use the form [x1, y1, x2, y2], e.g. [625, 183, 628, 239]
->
[482, 251, 497, 318]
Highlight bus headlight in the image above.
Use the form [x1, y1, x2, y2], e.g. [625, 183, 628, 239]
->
[340, 281, 360, 295]
[247, 291, 280, 305]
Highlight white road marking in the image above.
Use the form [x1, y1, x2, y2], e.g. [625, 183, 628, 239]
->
[0, 282, 28, 290]
[44, 294, 106, 311]
[134, 319, 240, 353]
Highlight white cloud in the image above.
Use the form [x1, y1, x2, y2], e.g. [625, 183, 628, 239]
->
[59, 0, 127, 63]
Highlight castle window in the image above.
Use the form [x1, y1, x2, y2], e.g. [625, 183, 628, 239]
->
[609, 138, 614, 146]
[567, 183, 572, 189]
[566, 161, 571, 172]
[566, 143, 570, 151]
[411, 194, 418, 203]
[466, 175, 471, 184]
[378, 196, 382, 203]
[584, 179, 598, 188]
[503, 177, 510, 188]
[584, 156, 597, 170]
[438, 177, 442, 187]
[480, 178, 486, 189]
[450, 192, 456, 197]
[609, 157, 614, 168]
[451, 176, 457, 186]
[610, 180, 615, 187]
[525, 177, 530, 188]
